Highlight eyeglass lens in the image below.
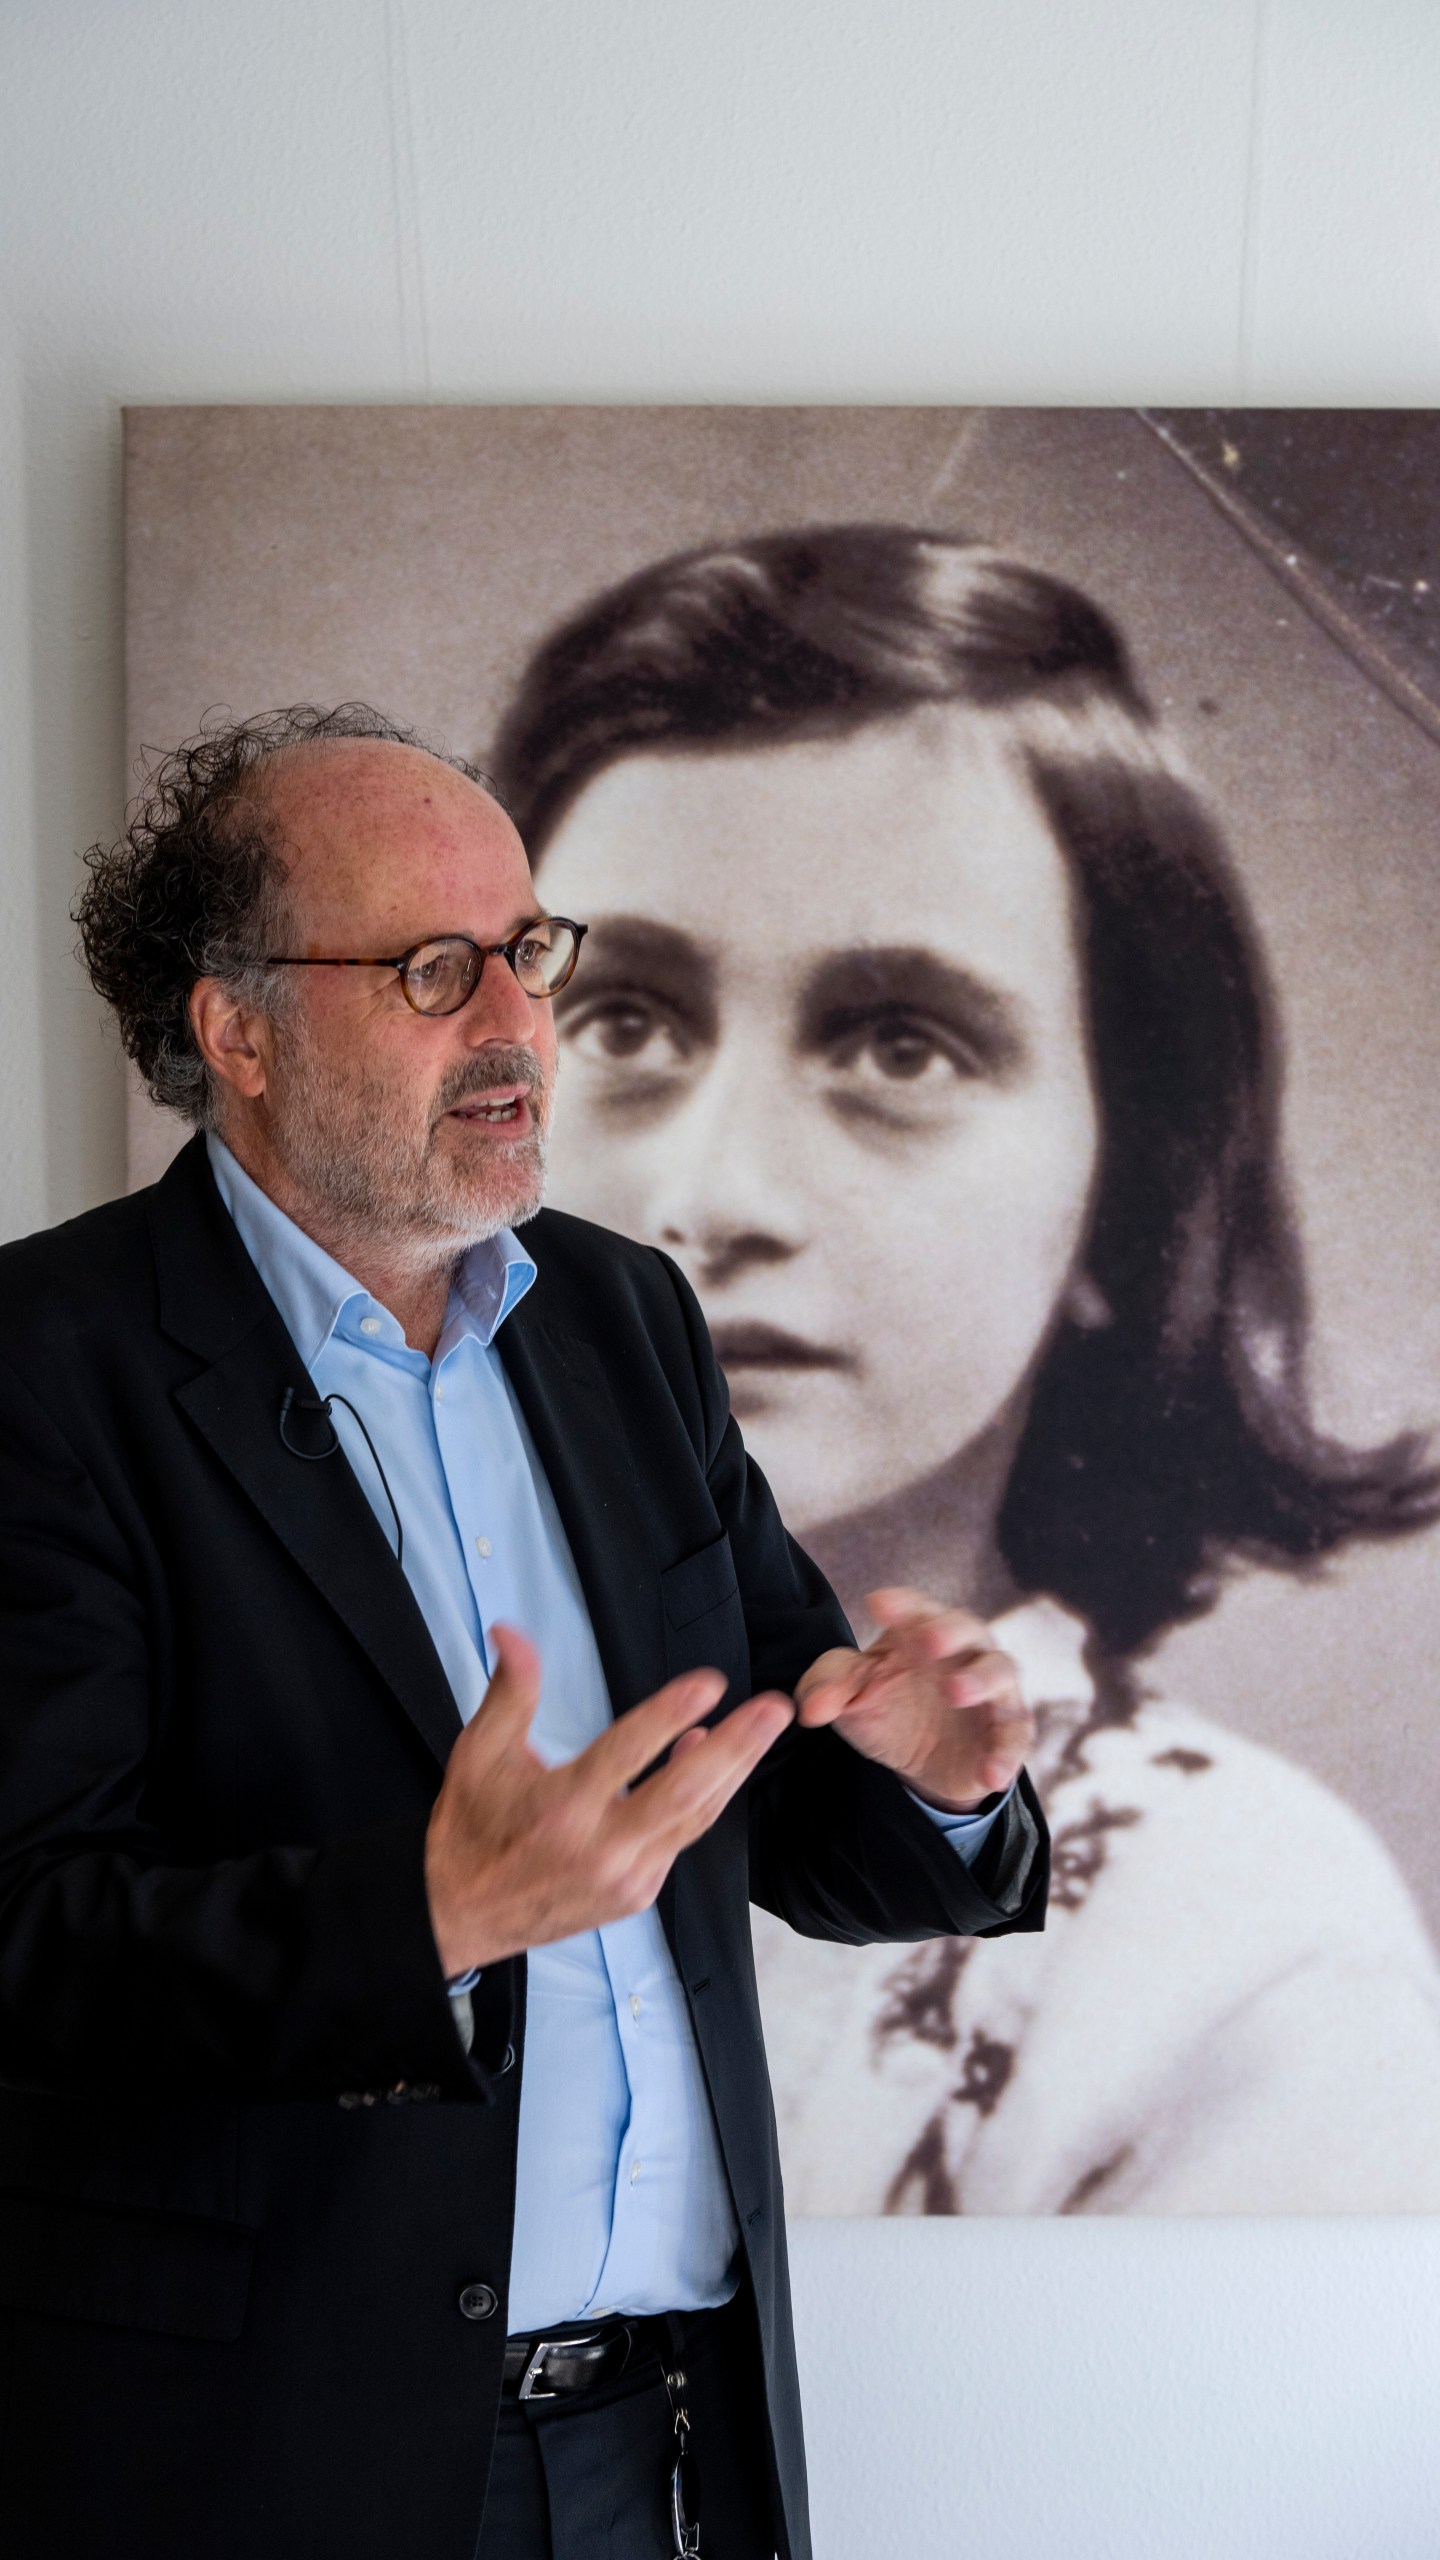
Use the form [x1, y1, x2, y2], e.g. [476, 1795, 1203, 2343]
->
[401, 920, 580, 1014]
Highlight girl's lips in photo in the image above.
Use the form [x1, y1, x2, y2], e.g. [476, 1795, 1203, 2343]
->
[708, 1321, 852, 1374]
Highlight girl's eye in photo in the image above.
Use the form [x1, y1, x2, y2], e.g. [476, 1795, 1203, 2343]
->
[826, 1009, 985, 1086]
[559, 990, 693, 1070]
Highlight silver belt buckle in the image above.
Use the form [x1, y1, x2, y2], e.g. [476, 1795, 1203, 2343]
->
[517, 2329, 604, 2402]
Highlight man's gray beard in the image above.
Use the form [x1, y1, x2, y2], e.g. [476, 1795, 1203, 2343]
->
[268, 1027, 549, 1269]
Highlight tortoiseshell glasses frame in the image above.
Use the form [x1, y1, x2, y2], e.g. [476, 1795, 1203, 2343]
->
[264, 917, 587, 1015]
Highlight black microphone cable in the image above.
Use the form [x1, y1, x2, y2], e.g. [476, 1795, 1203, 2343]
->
[278, 1386, 405, 1569]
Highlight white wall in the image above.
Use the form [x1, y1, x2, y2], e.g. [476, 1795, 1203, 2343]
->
[4, 2, 1440, 2551]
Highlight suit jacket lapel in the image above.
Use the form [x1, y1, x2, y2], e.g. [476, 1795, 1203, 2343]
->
[498, 1282, 704, 1968]
[150, 1140, 463, 1773]
[497, 1290, 668, 1723]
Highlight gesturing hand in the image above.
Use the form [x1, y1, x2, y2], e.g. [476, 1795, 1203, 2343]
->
[794, 1587, 1032, 1814]
[424, 1624, 795, 1975]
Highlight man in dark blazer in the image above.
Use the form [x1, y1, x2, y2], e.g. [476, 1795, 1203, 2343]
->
[0, 707, 1046, 2560]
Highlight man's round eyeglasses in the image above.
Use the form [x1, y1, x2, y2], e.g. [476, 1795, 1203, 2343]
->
[264, 917, 587, 1016]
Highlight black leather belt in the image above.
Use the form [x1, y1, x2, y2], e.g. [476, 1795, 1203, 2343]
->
[501, 2313, 674, 2401]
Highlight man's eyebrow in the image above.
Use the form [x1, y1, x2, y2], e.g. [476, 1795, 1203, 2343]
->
[373, 910, 552, 950]
[796, 946, 1029, 1068]
[559, 913, 718, 1008]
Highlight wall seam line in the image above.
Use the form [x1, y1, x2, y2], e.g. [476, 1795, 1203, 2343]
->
[383, 0, 434, 396]
[1236, 0, 1269, 398]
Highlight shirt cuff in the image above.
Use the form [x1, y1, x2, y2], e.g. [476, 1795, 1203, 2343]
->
[904, 1778, 1016, 1865]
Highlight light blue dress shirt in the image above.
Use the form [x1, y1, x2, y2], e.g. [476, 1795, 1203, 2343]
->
[207, 1135, 1006, 2331]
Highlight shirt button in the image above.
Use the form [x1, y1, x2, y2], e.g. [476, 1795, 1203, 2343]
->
[457, 2282, 498, 2322]
[475, 1536, 493, 1559]
[434, 1385, 445, 1403]
[629, 2161, 642, 2185]
[629, 1994, 642, 2019]
[359, 1316, 382, 1337]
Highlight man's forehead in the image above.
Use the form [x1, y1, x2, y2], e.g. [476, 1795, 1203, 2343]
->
[265, 737, 525, 908]
[263, 736, 494, 836]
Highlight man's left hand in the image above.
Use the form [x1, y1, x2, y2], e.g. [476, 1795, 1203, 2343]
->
[794, 1588, 1033, 1813]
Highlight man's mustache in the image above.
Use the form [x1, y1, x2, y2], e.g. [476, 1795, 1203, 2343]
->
[430, 1049, 549, 1121]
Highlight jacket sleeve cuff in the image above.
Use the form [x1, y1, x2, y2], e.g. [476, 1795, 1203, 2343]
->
[318, 1815, 516, 2103]
[879, 1765, 1050, 1937]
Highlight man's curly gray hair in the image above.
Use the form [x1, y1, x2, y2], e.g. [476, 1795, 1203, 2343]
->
[74, 704, 496, 1126]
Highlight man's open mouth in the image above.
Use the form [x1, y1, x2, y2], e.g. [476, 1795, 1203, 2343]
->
[447, 1085, 532, 1129]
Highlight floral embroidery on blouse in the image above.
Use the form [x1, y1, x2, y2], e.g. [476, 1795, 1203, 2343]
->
[870, 1597, 1159, 2210]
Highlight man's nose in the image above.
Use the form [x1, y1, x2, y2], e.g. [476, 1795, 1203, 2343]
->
[457, 949, 540, 1044]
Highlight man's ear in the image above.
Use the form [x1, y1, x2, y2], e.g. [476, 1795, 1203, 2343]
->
[189, 977, 272, 1103]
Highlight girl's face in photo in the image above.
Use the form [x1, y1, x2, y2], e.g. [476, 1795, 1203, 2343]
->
[537, 705, 1101, 1536]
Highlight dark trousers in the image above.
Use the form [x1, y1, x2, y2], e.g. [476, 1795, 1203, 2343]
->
[478, 2295, 777, 2560]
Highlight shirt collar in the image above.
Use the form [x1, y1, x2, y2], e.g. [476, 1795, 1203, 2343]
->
[206, 1133, 537, 1367]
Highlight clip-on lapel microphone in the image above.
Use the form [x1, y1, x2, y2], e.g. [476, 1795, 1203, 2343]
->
[278, 1386, 405, 1568]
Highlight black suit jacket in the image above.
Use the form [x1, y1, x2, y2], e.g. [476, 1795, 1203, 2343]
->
[0, 1136, 1046, 2560]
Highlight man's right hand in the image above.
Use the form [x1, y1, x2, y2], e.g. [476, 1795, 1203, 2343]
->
[423, 1623, 795, 1976]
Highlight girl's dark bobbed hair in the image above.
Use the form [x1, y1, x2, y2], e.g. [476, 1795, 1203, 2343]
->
[493, 524, 1438, 1656]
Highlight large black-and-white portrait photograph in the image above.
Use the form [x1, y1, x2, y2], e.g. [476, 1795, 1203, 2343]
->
[126, 403, 1440, 2216]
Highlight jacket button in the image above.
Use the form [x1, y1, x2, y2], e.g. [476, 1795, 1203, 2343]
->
[458, 2282, 498, 2322]
[497, 2043, 516, 2075]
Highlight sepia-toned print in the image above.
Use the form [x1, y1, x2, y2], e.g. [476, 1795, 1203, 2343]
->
[489, 521, 1440, 2214]
[124, 404, 1440, 2213]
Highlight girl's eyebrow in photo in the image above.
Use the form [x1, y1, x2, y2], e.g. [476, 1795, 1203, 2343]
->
[559, 913, 719, 1022]
[796, 947, 1030, 1075]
